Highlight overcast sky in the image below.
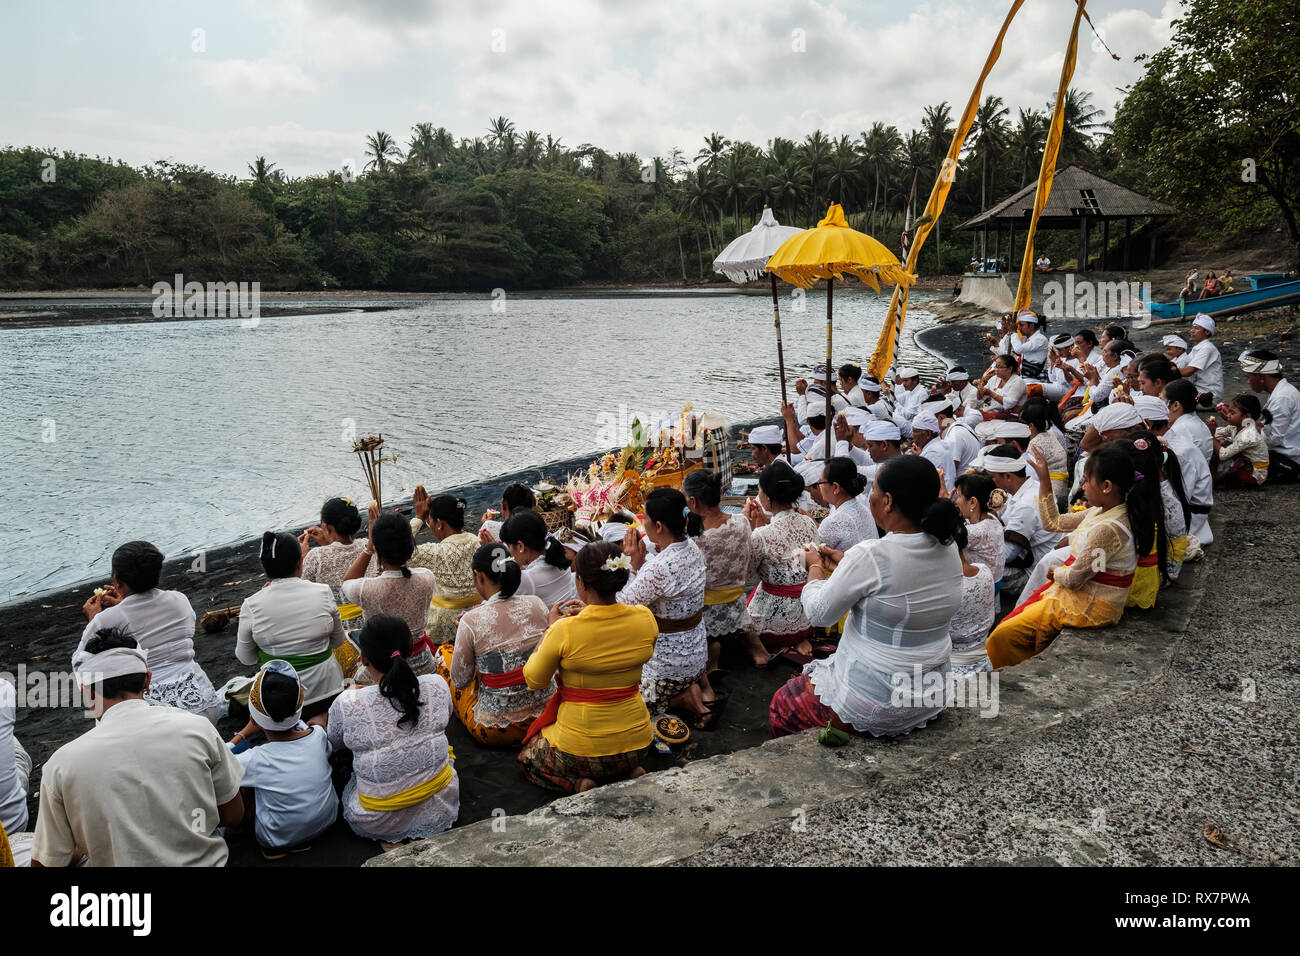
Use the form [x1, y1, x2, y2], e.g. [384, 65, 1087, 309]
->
[0, 0, 1178, 179]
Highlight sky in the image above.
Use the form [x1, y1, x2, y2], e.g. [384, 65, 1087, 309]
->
[0, 0, 1180, 179]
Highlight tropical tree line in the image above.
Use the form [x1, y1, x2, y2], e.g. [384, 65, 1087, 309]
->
[2, 1, 1297, 294]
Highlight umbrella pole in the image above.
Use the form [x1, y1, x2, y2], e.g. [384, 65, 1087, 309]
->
[770, 273, 793, 463]
[824, 277, 834, 460]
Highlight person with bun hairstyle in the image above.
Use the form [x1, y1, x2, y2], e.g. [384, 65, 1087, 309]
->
[952, 472, 1007, 594]
[325, 614, 458, 846]
[769, 455, 964, 738]
[618, 488, 710, 723]
[684, 469, 762, 670]
[342, 507, 439, 685]
[518, 542, 657, 793]
[742, 460, 820, 664]
[236, 530, 346, 718]
[985, 441, 1142, 669]
[435, 543, 555, 746]
[478, 482, 537, 542]
[410, 486, 481, 645]
[500, 509, 578, 608]
[301, 497, 377, 658]
[811, 456, 877, 553]
[75, 540, 224, 721]
[1116, 432, 1170, 610]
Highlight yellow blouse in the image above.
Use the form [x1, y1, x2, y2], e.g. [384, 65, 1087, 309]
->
[523, 603, 657, 757]
[1037, 495, 1137, 627]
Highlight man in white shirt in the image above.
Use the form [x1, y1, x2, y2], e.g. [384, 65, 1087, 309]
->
[931, 398, 982, 477]
[910, 411, 955, 496]
[938, 367, 979, 413]
[859, 376, 896, 422]
[835, 407, 876, 473]
[981, 444, 1058, 594]
[995, 310, 1050, 384]
[891, 366, 927, 437]
[1242, 349, 1300, 483]
[32, 628, 244, 867]
[1177, 314, 1223, 407]
[795, 365, 848, 425]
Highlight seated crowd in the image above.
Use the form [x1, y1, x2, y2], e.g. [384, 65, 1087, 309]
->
[4, 310, 1297, 867]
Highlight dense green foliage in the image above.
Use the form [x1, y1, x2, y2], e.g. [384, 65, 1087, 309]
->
[5, 0, 1295, 294]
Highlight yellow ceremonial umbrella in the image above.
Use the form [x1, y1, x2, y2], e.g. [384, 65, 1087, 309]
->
[766, 203, 916, 458]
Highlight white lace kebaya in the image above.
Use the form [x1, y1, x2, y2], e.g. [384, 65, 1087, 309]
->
[618, 539, 708, 683]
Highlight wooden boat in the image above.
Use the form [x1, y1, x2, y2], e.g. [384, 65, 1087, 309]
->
[1142, 274, 1300, 320]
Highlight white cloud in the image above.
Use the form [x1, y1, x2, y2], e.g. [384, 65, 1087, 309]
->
[194, 57, 320, 98]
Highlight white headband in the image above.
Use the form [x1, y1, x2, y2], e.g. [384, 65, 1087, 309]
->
[1192, 314, 1216, 334]
[1015, 310, 1039, 325]
[72, 645, 149, 687]
[946, 370, 969, 382]
[860, 379, 882, 393]
[1132, 395, 1170, 422]
[977, 453, 1028, 473]
[1239, 351, 1282, 375]
[912, 411, 941, 434]
[248, 659, 305, 732]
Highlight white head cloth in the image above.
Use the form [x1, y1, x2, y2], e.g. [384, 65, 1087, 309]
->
[895, 366, 919, 380]
[72, 645, 149, 688]
[1162, 334, 1189, 350]
[746, 424, 784, 445]
[976, 452, 1028, 473]
[912, 411, 941, 435]
[249, 659, 304, 732]
[946, 368, 970, 382]
[860, 378, 882, 393]
[1132, 394, 1170, 423]
[1050, 333, 1073, 349]
[862, 420, 902, 442]
[1239, 351, 1282, 375]
[1192, 313, 1216, 334]
[843, 407, 872, 427]
[1091, 402, 1144, 433]
[599, 521, 632, 544]
[1015, 309, 1039, 325]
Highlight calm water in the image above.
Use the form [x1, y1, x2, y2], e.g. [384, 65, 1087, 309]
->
[1, 289, 945, 602]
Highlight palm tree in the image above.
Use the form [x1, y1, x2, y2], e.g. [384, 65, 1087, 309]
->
[860, 122, 902, 234]
[797, 131, 833, 220]
[720, 149, 754, 230]
[694, 132, 731, 173]
[1053, 87, 1107, 164]
[1008, 107, 1049, 186]
[464, 137, 491, 175]
[680, 168, 720, 265]
[921, 102, 956, 179]
[761, 158, 809, 225]
[519, 130, 543, 169]
[364, 130, 404, 173]
[246, 156, 279, 189]
[968, 95, 1010, 257]
[825, 135, 863, 211]
[614, 152, 641, 184]
[407, 123, 438, 169]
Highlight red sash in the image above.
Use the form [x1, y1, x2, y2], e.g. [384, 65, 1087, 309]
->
[410, 632, 433, 656]
[1136, 554, 1158, 568]
[480, 667, 526, 689]
[522, 678, 640, 745]
[1002, 556, 1134, 622]
[747, 580, 805, 605]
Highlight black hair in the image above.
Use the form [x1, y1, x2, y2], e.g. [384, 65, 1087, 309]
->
[645, 488, 689, 540]
[994, 352, 1018, 373]
[947, 366, 967, 378]
[604, 512, 634, 526]
[952, 472, 1002, 516]
[260, 530, 301, 579]
[260, 670, 302, 723]
[1112, 434, 1167, 582]
[1229, 392, 1267, 424]
[874, 456, 964, 545]
[825, 456, 867, 497]
[370, 513, 415, 577]
[111, 541, 163, 593]
[1074, 328, 1098, 347]
[758, 460, 806, 507]
[806, 413, 828, 430]
[83, 626, 147, 697]
[985, 443, 1027, 476]
[838, 363, 862, 383]
[683, 469, 722, 537]
[357, 614, 423, 729]
[760, 443, 784, 455]
[1105, 324, 1127, 341]
[427, 494, 467, 532]
[1020, 397, 1064, 435]
[1164, 378, 1198, 415]
[574, 541, 630, 597]
[500, 509, 570, 569]
[1138, 353, 1178, 388]
[501, 482, 536, 513]
[471, 542, 521, 599]
[320, 497, 362, 537]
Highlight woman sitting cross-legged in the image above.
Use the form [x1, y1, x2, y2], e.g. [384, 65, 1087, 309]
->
[743, 461, 819, 665]
[324, 614, 458, 849]
[341, 508, 438, 686]
[434, 543, 556, 747]
[236, 531, 346, 720]
[769, 455, 964, 739]
[985, 442, 1147, 669]
[517, 542, 657, 794]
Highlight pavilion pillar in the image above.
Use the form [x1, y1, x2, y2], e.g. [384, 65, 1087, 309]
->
[1078, 217, 1088, 273]
[1103, 218, 1110, 271]
[1123, 217, 1132, 271]
[1008, 222, 1016, 273]
[1148, 226, 1157, 270]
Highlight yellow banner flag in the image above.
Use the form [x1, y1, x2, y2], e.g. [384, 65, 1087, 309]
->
[1015, 0, 1088, 310]
[868, 0, 1025, 381]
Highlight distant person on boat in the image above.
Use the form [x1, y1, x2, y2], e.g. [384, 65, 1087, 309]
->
[1221, 270, 1235, 294]
[1241, 349, 1300, 484]
[1198, 272, 1221, 299]
[1180, 270, 1199, 300]
[1035, 254, 1053, 273]
[1176, 314, 1224, 407]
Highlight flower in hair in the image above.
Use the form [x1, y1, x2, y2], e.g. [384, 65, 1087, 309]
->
[602, 553, 632, 572]
[1134, 471, 1145, 481]
[1133, 438, 1149, 450]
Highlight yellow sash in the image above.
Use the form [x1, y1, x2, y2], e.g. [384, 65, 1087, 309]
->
[431, 593, 482, 610]
[358, 752, 456, 812]
[703, 586, 745, 606]
[1049, 471, 1068, 481]
[1252, 461, 1270, 471]
[338, 602, 363, 623]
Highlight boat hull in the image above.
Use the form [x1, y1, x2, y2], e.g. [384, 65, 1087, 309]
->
[1143, 279, 1300, 319]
